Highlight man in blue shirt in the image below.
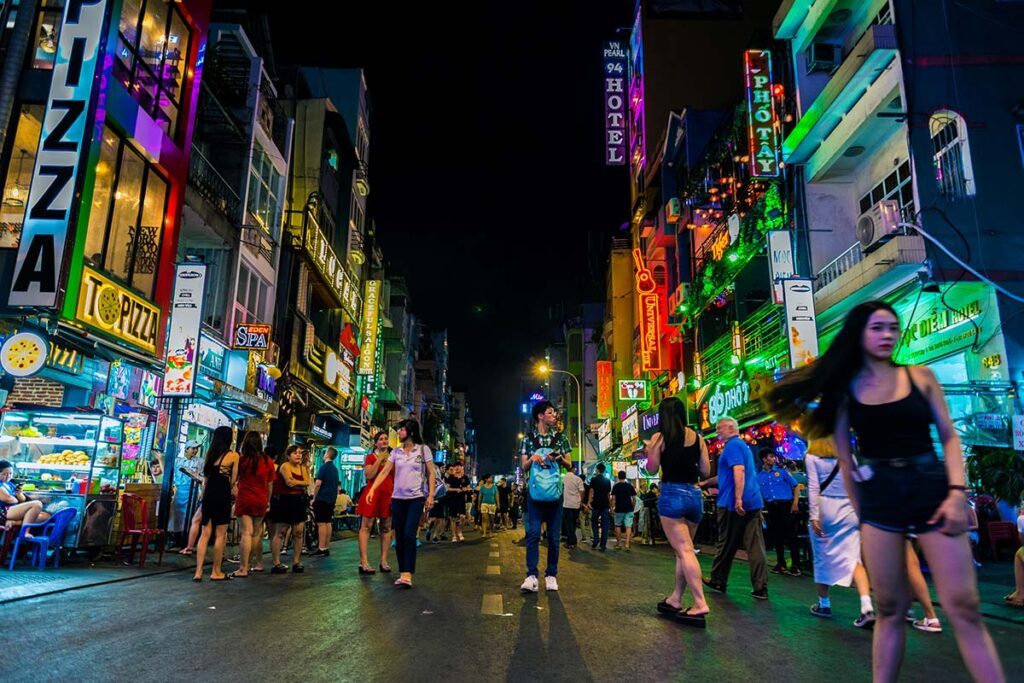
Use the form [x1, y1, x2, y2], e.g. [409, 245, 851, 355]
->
[700, 417, 769, 599]
[757, 449, 802, 576]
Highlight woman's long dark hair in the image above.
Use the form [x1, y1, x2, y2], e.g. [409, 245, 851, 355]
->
[203, 426, 235, 476]
[238, 430, 265, 475]
[764, 301, 900, 438]
[397, 419, 423, 445]
[658, 396, 688, 451]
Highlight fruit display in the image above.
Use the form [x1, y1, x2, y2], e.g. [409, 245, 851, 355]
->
[97, 453, 119, 467]
[38, 449, 90, 465]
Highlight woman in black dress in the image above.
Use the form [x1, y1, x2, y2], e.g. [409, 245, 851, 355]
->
[766, 302, 1003, 682]
[193, 426, 238, 582]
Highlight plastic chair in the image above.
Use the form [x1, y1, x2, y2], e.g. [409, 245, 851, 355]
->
[984, 521, 1020, 561]
[7, 508, 77, 570]
[116, 493, 166, 568]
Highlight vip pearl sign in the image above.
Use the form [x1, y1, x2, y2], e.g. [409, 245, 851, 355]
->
[9, 0, 110, 307]
[603, 42, 628, 166]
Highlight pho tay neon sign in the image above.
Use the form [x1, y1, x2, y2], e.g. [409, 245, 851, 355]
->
[744, 49, 781, 177]
[633, 249, 662, 371]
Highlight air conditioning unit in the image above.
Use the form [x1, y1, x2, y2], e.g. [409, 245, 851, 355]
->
[856, 200, 901, 253]
[807, 41, 842, 74]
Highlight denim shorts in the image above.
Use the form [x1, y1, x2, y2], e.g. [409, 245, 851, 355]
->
[658, 482, 703, 525]
[614, 511, 634, 527]
[856, 454, 948, 534]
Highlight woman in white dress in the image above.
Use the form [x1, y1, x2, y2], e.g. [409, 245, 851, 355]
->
[805, 437, 876, 628]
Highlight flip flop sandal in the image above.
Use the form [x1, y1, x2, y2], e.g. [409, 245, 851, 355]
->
[656, 599, 683, 615]
[673, 608, 708, 629]
[192, 576, 202, 582]
[251, 566, 264, 573]
[394, 578, 413, 588]
[179, 548, 195, 555]
[229, 571, 248, 578]
[210, 575, 233, 581]
[379, 564, 392, 573]
[359, 566, 376, 575]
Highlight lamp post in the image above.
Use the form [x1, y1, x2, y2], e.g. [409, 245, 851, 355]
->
[537, 363, 584, 471]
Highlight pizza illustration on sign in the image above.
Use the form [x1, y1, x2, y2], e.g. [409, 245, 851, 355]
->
[1, 330, 49, 378]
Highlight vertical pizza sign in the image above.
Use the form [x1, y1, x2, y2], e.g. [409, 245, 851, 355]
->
[9, 0, 109, 307]
[744, 49, 781, 177]
[633, 249, 662, 371]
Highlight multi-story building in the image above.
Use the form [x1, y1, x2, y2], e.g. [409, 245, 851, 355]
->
[564, 303, 604, 465]
[773, 0, 1022, 447]
[0, 0, 213, 531]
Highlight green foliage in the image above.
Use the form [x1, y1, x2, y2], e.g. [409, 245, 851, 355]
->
[966, 445, 1024, 504]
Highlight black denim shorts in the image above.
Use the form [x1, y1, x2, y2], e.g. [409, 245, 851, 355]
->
[855, 455, 948, 534]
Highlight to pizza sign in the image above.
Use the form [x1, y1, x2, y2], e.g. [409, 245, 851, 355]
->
[233, 323, 272, 350]
[76, 266, 160, 354]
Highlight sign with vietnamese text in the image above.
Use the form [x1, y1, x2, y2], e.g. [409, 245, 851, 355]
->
[199, 334, 226, 379]
[233, 323, 272, 350]
[744, 49, 781, 177]
[162, 263, 207, 397]
[603, 41, 628, 165]
[1013, 415, 1024, 451]
[9, 0, 109, 306]
[597, 360, 613, 418]
[358, 280, 381, 375]
[305, 216, 361, 318]
[76, 266, 160, 354]
[783, 279, 818, 369]
[633, 249, 662, 371]
[622, 408, 640, 443]
[768, 230, 795, 304]
[618, 379, 648, 401]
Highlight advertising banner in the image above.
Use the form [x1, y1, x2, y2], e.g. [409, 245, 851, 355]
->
[783, 279, 818, 369]
[76, 266, 160, 354]
[768, 230, 795, 304]
[162, 264, 207, 396]
[9, 0, 110, 306]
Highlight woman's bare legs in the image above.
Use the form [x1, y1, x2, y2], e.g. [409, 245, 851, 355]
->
[358, 516, 374, 568]
[194, 521, 213, 580]
[917, 531, 1005, 682]
[290, 521, 304, 565]
[906, 542, 939, 620]
[237, 515, 254, 575]
[211, 524, 228, 578]
[379, 518, 392, 567]
[660, 516, 708, 614]
[861, 525, 912, 683]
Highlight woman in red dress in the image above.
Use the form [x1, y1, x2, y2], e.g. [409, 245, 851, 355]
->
[356, 431, 394, 574]
[232, 430, 275, 577]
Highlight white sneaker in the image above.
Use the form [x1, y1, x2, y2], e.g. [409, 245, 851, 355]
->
[520, 576, 539, 593]
[545, 576, 559, 591]
[913, 617, 942, 633]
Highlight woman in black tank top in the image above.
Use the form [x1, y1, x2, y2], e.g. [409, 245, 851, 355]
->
[765, 301, 1004, 681]
[644, 397, 710, 626]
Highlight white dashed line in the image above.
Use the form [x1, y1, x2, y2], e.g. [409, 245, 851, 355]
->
[486, 565, 501, 575]
[489, 551, 500, 558]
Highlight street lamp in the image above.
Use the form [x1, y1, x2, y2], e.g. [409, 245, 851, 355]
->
[536, 363, 583, 471]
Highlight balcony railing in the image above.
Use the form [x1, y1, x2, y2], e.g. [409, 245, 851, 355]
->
[700, 301, 787, 384]
[188, 145, 241, 224]
[814, 241, 864, 292]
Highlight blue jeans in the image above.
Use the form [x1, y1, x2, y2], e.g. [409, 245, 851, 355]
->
[391, 497, 425, 574]
[590, 507, 611, 548]
[657, 482, 704, 524]
[526, 497, 562, 577]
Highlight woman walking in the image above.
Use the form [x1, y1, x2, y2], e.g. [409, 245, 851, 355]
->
[643, 396, 710, 627]
[478, 474, 497, 537]
[355, 431, 393, 575]
[366, 419, 434, 588]
[269, 444, 311, 574]
[765, 301, 1004, 682]
[193, 426, 238, 582]
[232, 431, 275, 577]
[805, 437, 875, 627]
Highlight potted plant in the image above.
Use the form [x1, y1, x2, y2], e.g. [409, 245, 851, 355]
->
[966, 444, 1024, 507]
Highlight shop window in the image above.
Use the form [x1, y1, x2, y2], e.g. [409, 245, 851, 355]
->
[858, 160, 915, 220]
[0, 104, 44, 248]
[930, 110, 976, 200]
[83, 125, 170, 298]
[30, 0, 63, 69]
[112, 0, 192, 138]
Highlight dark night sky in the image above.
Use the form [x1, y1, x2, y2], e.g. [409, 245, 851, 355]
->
[265, 1, 633, 473]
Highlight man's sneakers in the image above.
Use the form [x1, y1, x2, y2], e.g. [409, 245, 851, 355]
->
[787, 567, 803, 577]
[810, 604, 833, 618]
[854, 611, 876, 629]
[750, 588, 769, 600]
[312, 548, 330, 557]
[770, 564, 787, 575]
[520, 575, 559, 592]
[701, 577, 727, 594]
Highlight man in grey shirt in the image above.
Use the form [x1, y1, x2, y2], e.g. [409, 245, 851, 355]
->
[561, 466, 585, 548]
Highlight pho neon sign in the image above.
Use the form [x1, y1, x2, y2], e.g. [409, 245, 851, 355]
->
[633, 249, 662, 371]
[744, 49, 781, 177]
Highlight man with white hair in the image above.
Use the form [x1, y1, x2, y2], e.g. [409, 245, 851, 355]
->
[700, 417, 769, 600]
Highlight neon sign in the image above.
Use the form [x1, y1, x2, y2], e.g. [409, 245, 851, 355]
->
[633, 249, 662, 371]
[744, 49, 781, 177]
[618, 379, 648, 401]
[603, 42, 628, 165]
[597, 360, 613, 418]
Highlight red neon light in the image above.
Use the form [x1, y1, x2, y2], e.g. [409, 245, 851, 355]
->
[632, 249, 662, 371]
[596, 360, 613, 418]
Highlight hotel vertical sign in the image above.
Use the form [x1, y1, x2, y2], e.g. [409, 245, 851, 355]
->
[633, 249, 662, 371]
[10, 0, 110, 307]
[744, 49, 781, 177]
[603, 41, 628, 165]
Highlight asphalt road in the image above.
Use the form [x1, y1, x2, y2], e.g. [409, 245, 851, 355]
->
[13, 529, 1023, 682]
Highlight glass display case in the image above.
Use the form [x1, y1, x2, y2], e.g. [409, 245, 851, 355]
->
[0, 409, 124, 547]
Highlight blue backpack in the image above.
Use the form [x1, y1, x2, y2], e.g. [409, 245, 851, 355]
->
[526, 435, 564, 502]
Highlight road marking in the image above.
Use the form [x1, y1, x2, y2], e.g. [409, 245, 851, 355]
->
[490, 543, 499, 549]
[489, 551, 500, 558]
[486, 565, 501, 575]
[481, 593, 504, 615]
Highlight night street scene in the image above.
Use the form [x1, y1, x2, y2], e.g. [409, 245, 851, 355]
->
[1, 0, 1024, 681]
